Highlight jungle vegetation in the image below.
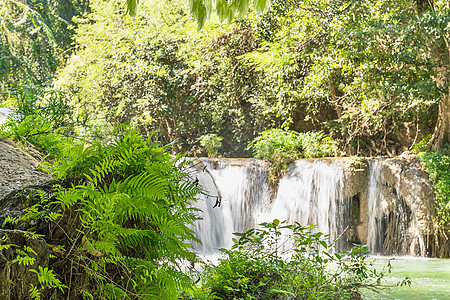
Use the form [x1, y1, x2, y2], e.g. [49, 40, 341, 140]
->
[0, 0, 448, 298]
[1, 0, 448, 157]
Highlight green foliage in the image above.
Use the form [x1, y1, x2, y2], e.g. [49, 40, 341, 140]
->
[248, 129, 303, 163]
[411, 134, 433, 154]
[418, 145, 450, 233]
[0, 84, 74, 159]
[187, 0, 269, 29]
[0, 113, 72, 159]
[59, 0, 447, 157]
[57, 0, 275, 156]
[4, 0, 449, 158]
[199, 133, 223, 157]
[239, 0, 447, 154]
[249, 128, 337, 161]
[30, 266, 67, 292]
[248, 129, 336, 179]
[196, 219, 386, 299]
[3, 84, 71, 126]
[0, 0, 85, 91]
[1, 118, 204, 298]
[50, 127, 202, 299]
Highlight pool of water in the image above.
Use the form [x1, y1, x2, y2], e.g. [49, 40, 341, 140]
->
[364, 257, 450, 299]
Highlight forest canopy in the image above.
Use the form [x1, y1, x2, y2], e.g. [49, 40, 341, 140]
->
[1, 0, 449, 156]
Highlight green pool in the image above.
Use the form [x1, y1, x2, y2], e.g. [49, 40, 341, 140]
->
[364, 257, 450, 299]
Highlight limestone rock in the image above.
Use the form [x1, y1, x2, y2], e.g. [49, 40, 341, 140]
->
[0, 140, 51, 200]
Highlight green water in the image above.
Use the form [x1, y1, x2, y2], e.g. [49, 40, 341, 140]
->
[364, 257, 450, 299]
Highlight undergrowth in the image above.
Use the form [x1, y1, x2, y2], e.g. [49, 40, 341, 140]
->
[1, 122, 203, 299]
[182, 220, 399, 300]
[417, 144, 450, 240]
[248, 129, 337, 181]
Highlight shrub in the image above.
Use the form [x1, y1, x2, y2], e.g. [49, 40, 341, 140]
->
[199, 134, 223, 157]
[0, 85, 73, 159]
[2, 126, 204, 299]
[248, 129, 337, 180]
[249, 129, 336, 162]
[0, 114, 72, 159]
[195, 219, 386, 300]
[51, 128, 203, 298]
[417, 144, 450, 233]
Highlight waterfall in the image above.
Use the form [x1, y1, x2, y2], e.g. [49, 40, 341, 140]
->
[366, 160, 426, 256]
[263, 160, 344, 244]
[367, 160, 385, 253]
[193, 157, 428, 256]
[192, 159, 271, 254]
[193, 158, 346, 254]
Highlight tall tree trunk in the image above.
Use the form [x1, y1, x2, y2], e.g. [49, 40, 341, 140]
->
[431, 89, 450, 151]
[415, 0, 450, 150]
[429, 34, 450, 151]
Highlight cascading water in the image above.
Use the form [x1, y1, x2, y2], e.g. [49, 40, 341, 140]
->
[262, 160, 344, 244]
[192, 159, 271, 254]
[367, 160, 385, 253]
[192, 158, 348, 254]
[366, 160, 426, 256]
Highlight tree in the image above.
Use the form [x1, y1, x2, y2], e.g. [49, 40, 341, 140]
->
[414, 0, 449, 150]
[180, 0, 448, 151]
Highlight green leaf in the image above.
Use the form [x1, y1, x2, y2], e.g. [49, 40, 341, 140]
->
[126, 0, 138, 17]
[254, 0, 268, 14]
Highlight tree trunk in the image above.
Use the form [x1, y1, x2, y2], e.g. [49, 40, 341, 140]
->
[429, 38, 449, 150]
[431, 89, 450, 151]
[415, 0, 449, 150]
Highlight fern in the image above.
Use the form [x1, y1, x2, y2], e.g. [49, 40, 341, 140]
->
[50, 128, 202, 298]
[29, 266, 67, 292]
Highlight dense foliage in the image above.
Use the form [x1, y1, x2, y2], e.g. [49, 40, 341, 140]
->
[199, 133, 223, 157]
[0, 0, 85, 92]
[54, 128, 201, 298]
[418, 144, 450, 255]
[184, 220, 394, 299]
[51, 0, 449, 157]
[2, 122, 203, 299]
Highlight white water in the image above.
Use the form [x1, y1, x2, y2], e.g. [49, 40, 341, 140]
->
[193, 159, 345, 254]
[367, 160, 385, 253]
[192, 159, 271, 254]
[366, 160, 425, 256]
[193, 158, 426, 256]
[0, 108, 14, 125]
[264, 160, 344, 243]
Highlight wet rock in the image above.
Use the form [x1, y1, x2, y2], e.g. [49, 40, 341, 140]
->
[375, 158, 436, 235]
[0, 229, 50, 300]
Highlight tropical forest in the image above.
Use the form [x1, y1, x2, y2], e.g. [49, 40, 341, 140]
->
[0, 0, 448, 299]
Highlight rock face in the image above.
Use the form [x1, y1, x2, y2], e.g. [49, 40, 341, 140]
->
[0, 230, 51, 300]
[0, 140, 54, 299]
[0, 140, 51, 200]
[339, 157, 436, 256]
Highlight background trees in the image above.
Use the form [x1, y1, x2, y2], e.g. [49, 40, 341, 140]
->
[2, 0, 448, 156]
[185, 0, 449, 152]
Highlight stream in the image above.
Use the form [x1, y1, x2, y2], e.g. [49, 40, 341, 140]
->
[365, 257, 450, 299]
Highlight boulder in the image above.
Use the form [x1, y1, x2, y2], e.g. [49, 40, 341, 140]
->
[0, 140, 51, 200]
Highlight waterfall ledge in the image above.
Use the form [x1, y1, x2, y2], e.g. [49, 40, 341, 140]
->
[192, 157, 437, 257]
